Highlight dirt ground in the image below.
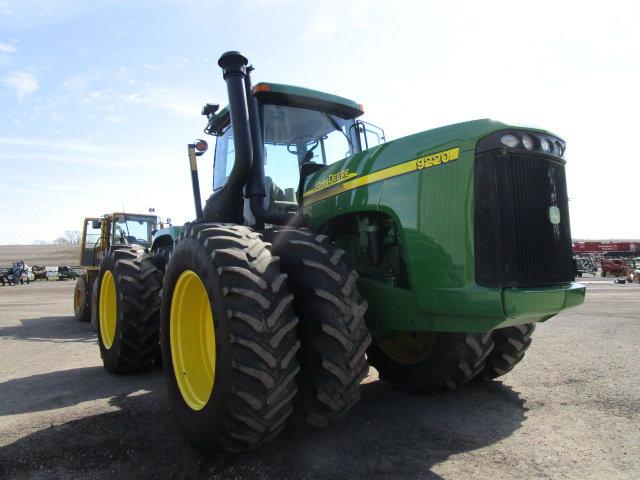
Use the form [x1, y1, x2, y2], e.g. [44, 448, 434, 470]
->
[0, 279, 638, 479]
[0, 245, 77, 269]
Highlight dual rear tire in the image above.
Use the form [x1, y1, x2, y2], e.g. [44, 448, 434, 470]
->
[160, 225, 372, 454]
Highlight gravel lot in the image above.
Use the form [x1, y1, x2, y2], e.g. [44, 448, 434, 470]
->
[0, 279, 638, 479]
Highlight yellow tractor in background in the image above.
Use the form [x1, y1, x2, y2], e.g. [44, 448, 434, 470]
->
[73, 212, 165, 322]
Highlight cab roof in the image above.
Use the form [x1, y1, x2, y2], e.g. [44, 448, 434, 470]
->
[208, 82, 364, 134]
[252, 82, 364, 120]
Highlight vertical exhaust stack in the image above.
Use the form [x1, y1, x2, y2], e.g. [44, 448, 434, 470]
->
[202, 51, 253, 223]
[218, 51, 253, 195]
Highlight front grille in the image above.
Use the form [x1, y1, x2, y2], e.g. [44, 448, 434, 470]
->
[474, 150, 575, 288]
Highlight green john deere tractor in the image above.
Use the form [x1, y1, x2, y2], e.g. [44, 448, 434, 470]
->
[93, 51, 585, 455]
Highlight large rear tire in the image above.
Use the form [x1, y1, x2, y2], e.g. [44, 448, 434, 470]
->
[96, 246, 162, 373]
[73, 275, 91, 322]
[161, 224, 300, 455]
[264, 228, 371, 429]
[368, 331, 494, 392]
[482, 324, 535, 379]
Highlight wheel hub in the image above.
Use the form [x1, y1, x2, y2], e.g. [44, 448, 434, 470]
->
[378, 331, 437, 365]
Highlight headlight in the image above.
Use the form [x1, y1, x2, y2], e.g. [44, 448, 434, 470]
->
[521, 134, 534, 150]
[501, 134, 519, 148]
[477, 130, 566, 159]
[540, 138, 551, 152]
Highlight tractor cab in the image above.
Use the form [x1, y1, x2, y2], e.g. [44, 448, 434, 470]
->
[205, 79, 384, 223]
[79, 213, 158, 268]
[74, 212, 159, 323]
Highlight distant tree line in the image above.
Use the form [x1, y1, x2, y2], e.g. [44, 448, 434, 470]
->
[31, 230, 81, 245]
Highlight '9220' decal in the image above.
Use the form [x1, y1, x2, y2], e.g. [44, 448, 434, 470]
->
[415, 148, 459, 170]
[304, 147, 460, 206]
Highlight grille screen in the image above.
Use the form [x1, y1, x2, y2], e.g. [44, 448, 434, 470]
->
[474, 151, 575, 288]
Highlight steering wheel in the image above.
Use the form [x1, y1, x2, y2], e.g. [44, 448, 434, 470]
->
[287, 136, 319, 155]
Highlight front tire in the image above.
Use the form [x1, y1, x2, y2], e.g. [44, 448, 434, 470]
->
[482, 324, 535, 379]
[96, 246, 162, 373]
[368, 331, 494, 392]
[161, 224, 300, 455]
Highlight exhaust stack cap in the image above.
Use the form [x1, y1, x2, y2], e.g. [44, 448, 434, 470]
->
[218, 51, 249, 78]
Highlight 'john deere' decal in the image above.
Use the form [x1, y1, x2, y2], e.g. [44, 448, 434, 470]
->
[304, 169, 358, 197]
[303, 147, 460, 206]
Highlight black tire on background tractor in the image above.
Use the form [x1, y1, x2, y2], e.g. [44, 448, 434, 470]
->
[73, 275, 91, 322]
[90, 275, 100, 333]
[264, 228, 371, 429]
[482, 324, 535, 379]
[367, 332, 494, 392]
[161, 224, 300, 455]
[152, 245, 172, 273]
[96, 246, 162, 373]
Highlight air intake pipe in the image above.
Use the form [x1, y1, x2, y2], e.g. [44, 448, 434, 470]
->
[202, 51, 253, 223]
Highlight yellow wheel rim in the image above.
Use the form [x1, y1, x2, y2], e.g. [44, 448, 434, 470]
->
[99, 271, 117, 349]
[170, 270, 216, 411]
[378, 331, 437, 365]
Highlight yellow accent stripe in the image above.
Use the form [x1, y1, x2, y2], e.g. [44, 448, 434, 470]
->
[304, 147, 460, 206]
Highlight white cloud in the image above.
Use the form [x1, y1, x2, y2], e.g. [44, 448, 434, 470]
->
[302, 9, 340, 42]
[4, 71, 38, 97]
[0, 1, 10, 20]
[0, 41, 15, 53]
[0, 0, 108, 29]
[243, 0, 295, 7]
[121, 87, 200, 118]
[0, 135, 181, 170]
[0, 136, 115, 153]
[301, 0, 383, 42]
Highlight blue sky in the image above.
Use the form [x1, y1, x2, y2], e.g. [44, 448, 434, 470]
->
[1, 0, 638, 244]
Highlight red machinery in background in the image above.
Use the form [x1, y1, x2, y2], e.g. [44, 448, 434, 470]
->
[573, 241, 638, 254]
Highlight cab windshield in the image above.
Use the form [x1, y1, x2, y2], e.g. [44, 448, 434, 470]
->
[213, 103, 385, 203]
[112, 215, 156, 247]
[262, 104, 358, 199]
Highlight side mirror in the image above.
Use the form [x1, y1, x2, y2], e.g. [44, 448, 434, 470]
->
[91, 219, 101, 229]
